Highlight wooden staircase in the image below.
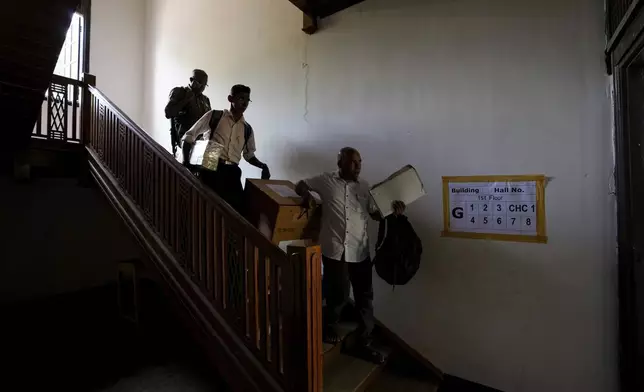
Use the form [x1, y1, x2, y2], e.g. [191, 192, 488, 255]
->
[15, 74, 443, 391]
[82, 85, 324, 392]
[1, 3, 444, 389]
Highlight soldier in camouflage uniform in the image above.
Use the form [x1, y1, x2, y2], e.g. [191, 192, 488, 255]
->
[165, 69, 211, 156]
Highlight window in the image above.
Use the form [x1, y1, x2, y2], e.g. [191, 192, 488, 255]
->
[54, 12, 84, 80]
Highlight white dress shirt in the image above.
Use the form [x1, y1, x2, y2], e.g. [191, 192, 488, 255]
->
[305, 172, 377, 263]
[182, 109, 256, 164]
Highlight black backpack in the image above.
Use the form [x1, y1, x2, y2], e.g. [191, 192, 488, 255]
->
[208, 110, 252, 149]
[373, 215, 422, 287]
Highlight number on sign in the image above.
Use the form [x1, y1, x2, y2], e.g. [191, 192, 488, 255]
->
[496, 204, 502, 212]
[470, 217, 475, 224]
[483, 204, 488, 212]
[470, 204, 475, 212]
[483, 217, 488, 224]
[497, 217, 502, 225]
[521, 216, 535, 231]
[531, 205, 535, 213]
[510, 217, 516, 225]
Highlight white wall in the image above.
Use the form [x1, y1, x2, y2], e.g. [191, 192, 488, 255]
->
[141, 0, 617, 391]
[90, 0, 146, 124]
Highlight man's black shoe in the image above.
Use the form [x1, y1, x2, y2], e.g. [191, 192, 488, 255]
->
[323, 325, 342, 345]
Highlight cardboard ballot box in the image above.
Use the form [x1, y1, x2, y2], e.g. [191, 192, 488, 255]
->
[244, 179, 321, 244]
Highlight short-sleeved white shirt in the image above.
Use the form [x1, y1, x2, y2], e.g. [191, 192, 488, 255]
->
[305, 172, 377, 262]
[182, 109, 256, 163]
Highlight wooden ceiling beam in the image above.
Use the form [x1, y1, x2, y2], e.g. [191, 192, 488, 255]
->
[302, 13, 319, 34]
[288, 0, 314, 16]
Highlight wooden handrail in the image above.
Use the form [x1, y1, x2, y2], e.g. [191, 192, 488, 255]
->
[51, 73, 84, 87]
[84, 84, 323, 392]
[0, 74, 83, 95]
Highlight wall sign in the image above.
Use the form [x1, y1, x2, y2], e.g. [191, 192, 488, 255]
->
[442, 175, 547, 243]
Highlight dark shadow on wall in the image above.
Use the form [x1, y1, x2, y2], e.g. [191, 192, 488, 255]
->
[0, 176, 144, 304]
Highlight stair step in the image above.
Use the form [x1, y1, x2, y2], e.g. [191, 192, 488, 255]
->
[364, 345, 441, 392]
[323, 321, 358, 364]
[334, 321, 360, 342]
[324, 352, 385, 392]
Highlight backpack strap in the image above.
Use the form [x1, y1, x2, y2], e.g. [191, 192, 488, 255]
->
[375, 218, 389, 253]
[243, 123, 253, 150]
[208, 110, 224, 138]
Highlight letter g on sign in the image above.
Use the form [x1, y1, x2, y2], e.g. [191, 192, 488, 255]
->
[452, 207, 464, 219]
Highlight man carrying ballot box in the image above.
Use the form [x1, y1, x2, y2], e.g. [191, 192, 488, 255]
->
[182, 84, 270, 214]
[295, 147, 405, 364]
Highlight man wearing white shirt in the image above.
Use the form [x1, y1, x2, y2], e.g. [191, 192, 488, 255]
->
[182, 85, 270, 214]
[295, 147, 405, 364]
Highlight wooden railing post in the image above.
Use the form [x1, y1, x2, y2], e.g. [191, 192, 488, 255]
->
[288, 243, 323, 392]
[81, 73, 96, 145]
[78, 73, 96, 186]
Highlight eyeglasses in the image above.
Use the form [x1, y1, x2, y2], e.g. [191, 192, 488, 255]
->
[193, 80, 208, 88]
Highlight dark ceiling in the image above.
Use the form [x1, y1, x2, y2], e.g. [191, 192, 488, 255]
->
[289, 0, 366, 19]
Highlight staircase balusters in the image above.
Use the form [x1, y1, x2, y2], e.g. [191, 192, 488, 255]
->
[31, 74, 84, 144]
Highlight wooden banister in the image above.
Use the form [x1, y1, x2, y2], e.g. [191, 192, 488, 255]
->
[288, 244, 324, 391]
[82, 84, 323, 392]
[51, 73, 84, 87]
